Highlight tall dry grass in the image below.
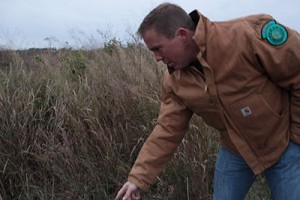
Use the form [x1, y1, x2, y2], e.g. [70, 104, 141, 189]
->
[0, 40, 269, 199]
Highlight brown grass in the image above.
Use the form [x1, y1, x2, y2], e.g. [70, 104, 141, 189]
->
[0, 40, 269, 199]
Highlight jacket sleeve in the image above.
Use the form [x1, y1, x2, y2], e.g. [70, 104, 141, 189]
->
[128, 73, 193, 191]
[252, 16, 300, 142]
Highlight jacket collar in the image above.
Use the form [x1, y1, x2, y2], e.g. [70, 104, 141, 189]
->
[190, 10, 209, 59]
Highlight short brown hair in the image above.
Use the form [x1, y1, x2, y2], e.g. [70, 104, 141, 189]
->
[137, 3, 196, 39]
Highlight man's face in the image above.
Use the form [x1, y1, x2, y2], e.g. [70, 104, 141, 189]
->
[143, 28, 191, 71]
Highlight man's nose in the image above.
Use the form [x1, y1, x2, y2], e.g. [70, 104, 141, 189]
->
[154, 54, 163, 62]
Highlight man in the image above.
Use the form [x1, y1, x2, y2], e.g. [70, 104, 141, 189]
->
[115, 3, 300, 200]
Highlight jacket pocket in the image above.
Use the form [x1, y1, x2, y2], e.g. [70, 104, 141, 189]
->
[228, 93, 288, 151]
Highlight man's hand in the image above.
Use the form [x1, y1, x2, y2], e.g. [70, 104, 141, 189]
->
[115, 181, 141, 200]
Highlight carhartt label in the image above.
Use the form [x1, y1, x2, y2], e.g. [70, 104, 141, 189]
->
[241, 106, 252, 117]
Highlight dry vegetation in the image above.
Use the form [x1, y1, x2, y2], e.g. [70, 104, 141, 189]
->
[0, 39, 270, 199]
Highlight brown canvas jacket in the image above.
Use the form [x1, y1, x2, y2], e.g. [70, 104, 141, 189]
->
[128, 11, 300, 191]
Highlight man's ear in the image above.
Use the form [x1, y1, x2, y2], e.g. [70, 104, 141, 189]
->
[175, 28, 189, 41]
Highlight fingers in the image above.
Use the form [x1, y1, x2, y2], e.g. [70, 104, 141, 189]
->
[131, 190, 141, 200]
[124, 189, 140, 200]
[115, 183, 128, 200]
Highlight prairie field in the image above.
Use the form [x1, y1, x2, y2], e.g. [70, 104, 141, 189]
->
[0, 39, 270, 199]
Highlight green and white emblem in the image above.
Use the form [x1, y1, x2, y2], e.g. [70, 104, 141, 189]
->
[262, 20, 288, 46]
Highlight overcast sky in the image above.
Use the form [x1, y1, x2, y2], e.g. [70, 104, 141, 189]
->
[1, 0, 299, 49]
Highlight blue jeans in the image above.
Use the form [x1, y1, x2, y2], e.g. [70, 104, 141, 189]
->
[214, 141, 300, 200]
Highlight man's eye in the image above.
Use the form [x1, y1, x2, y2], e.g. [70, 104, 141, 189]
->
[155, 47, 161, 52]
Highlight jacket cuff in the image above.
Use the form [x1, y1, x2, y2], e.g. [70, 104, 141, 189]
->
[128, 176, 151, 192]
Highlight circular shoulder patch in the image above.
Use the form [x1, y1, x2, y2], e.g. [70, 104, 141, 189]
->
[262, 20, 288, 46]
